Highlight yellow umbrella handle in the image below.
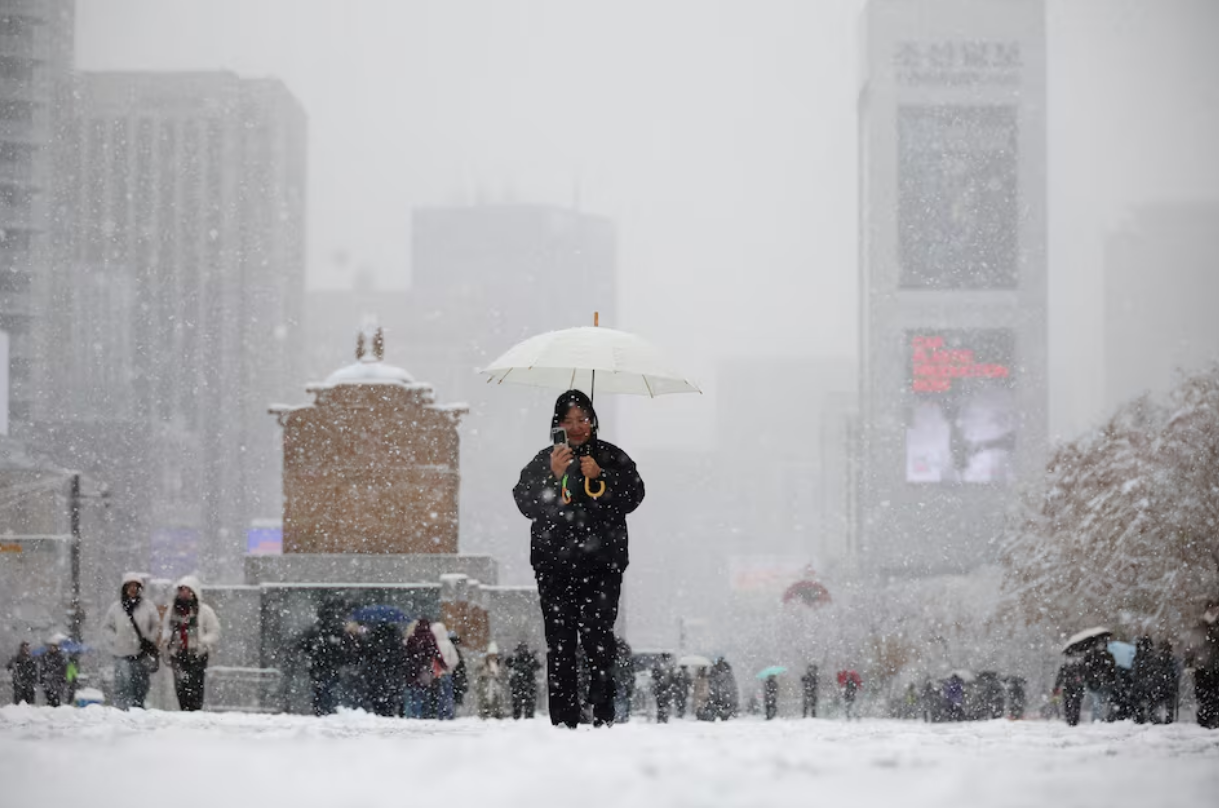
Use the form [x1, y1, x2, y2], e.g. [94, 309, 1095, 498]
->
[585, 478, 606, 499]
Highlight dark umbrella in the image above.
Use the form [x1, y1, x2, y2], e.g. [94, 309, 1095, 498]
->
[350, 605, 409, 624]
[1061, 626, 1113, 656]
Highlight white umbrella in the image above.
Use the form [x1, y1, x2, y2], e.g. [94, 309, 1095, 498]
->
[479, 315, 700, 400]
[677, 654, 712, 669]
[1062, 626, 1113, 655]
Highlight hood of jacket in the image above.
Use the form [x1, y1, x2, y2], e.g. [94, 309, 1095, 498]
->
[175, 575, 204, 604]
[120, 571, 145, 599]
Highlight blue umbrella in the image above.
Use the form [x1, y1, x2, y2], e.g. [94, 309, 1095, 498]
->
[755, 665, 788, 679]
[1108, 640, 1136, 670]
[32, 640, 91, 656]
[350, 605, 408, 624]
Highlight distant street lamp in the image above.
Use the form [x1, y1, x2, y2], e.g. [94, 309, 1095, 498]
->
[67, 472, 109, 643]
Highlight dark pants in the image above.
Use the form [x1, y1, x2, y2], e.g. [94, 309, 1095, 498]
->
[13, 685, 35, 705]
[536, 570, 622, 727]
[311, 677, 339, 716]
[1196, 669, 1219, 730]
[654, 689, 669, 723]
[43, 687, 62, 708]
[114, 656, 151, 710]
[512, 688, 537, 719]
[1063, 686, 1084, 726]
[803, 691, 817, 717]
[173, 654, 208, 712]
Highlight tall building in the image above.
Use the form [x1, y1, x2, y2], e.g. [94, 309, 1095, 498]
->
[0, 0, 73, 434]
[38, 72, 307, 582]
[857, 0, 1048, 577]
[404, 204, 616, 583]
[1104, 201, 1219, 409]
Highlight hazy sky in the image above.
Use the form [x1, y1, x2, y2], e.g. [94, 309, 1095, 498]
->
[76, 1, 1219, 442]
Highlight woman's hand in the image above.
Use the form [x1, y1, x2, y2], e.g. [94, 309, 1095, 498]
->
[550, 445, 573, 478]
[580, 456, 602, 479]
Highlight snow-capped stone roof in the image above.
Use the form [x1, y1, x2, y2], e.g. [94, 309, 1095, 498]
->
[319, 355, 421, 388]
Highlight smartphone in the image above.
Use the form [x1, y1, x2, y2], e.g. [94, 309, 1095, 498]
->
[551, 427, 568, 446]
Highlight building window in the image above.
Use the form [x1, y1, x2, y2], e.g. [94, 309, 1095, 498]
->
[0, 57, 33, 83]
[0, 266, 28, 291]
[0, 101, 33, 122]
[0, 16, 36, 38]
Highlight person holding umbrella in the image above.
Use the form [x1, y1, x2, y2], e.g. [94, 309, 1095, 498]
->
[513, 389, 646, 729]
[38, 634, 70, 707]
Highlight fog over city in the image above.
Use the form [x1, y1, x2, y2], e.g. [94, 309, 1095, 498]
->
[1, 1, 1218, 773]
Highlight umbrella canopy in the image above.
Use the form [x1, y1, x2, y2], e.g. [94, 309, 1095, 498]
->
[755, 665, 788, 679]
[836, 670, 862, 687]
[33, 640, 91, 656]
[350, 605, 409, 624]
[1062, 626, 1113, 655]
[479, 324, 701, 399]
[948, 669, 976, 683]
[1108, 640, 1137, 670]
[677, 654, 712, 669]
[782, 579, 832, 608]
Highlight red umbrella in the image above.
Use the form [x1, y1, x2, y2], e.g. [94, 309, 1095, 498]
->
[782, 579, 831, 607]
[836, 670, 862, 687]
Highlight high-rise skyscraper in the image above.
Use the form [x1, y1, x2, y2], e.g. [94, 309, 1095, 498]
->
[38, 72, 307, 582]
[0, 0, 73, 434]
[404, 204, 617, 583]
[1104, 201, 1219, 410]
[857, 0, 1048, 577]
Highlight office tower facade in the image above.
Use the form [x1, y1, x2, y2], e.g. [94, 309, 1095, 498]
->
[0, 0, 73, 433]
[857, 0, 1048, 577]
[39, 72, 307, 581]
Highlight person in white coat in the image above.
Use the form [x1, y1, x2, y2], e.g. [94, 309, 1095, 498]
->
[100, 572, 161, 710]
[430, 621, 460, 719]
[160, 575, 220, 711]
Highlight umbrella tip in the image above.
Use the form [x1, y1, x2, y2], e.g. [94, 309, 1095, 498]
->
[594, 311, 599, 327]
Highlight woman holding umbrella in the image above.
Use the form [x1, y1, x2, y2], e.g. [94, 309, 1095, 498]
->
[513, 389, 645, 728]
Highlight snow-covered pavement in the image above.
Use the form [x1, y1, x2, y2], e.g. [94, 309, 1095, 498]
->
[2, 706, 1217, 808]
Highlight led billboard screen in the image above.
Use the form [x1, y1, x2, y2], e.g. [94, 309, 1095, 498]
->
[905, 330, 1016, 484]
[898, 105, 1018, 289]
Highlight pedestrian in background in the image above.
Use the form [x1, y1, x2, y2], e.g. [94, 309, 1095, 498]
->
[507, 642, 541, 719]
[100, 572, 161, 710]
[1055, 656, 1087, 727]
[1186, 600, 1219, 729]
[763, 674, 779, 720]
[297, 601, 357, 716]
[5, 641, 37, 705]
[430, 621, 460, 720]
[38, 634, 69, 707]
[651, 659, 672, 723]
[476, 642, 507, 719]
[160, 576, 221, 712]
[801, 664, 819, 718]
[402, 618, 441, 718]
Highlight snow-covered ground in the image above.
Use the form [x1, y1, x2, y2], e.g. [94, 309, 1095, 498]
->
[2, 706, 1217, 808]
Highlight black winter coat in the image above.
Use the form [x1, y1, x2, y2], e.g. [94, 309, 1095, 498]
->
[513, 439, 645, 575]
[39, 649, 68, 695]
[5, 652, 37, 690]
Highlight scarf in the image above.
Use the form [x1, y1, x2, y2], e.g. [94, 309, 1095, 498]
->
[172, 597, 198, 654]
